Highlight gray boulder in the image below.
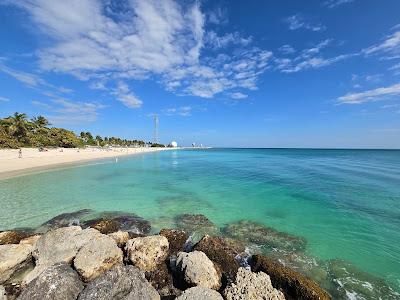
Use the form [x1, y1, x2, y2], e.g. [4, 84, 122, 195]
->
[107, 231, 130, 247]
[78, 264, 160, 300]
[0, 285, 5, 300]
[125, 235, 169, 271]
[74, 234, 123, 281]
[176, 286, 223, 300]
[224, 267, 285, 300]
[0, 244, 33, 284]
[17, 262, 84, 300]
[176, 251, 221, 290]
[23, 226, 102, 284]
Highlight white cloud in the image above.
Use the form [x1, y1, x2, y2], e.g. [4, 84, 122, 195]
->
[205, 31, 252, 49]
[278, 45, 295, 55]
[324, 0, 355, 8]
[230, 92, 248, 99]
[6, 0, 273, 102]
[284, 14, 325, 32]
[363, 29, 400, 55]
[0, 96, 10, 102]
[207, 7, 228, 25]
[0, 63, 45, 87]
[112, 82, 142, 109]
[163, 106, 192, 117]
[32, 98, 106, 124]
[275, 39, 356, 73]
[337, 83, 400, 104]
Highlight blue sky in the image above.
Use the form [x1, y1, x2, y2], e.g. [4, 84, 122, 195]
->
[1, 0, 400, 148]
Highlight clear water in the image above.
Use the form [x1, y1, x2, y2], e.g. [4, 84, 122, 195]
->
[0, 148, 399, 299]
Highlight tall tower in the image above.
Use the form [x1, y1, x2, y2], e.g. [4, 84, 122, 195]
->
[153, 114, 159, 144]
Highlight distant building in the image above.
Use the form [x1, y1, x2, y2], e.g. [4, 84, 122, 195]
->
[170, 141, 178, 148]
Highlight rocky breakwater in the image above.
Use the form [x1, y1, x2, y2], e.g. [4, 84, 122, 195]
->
[0, 213, 332, 300]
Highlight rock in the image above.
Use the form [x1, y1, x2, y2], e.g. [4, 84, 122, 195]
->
[17, 262, 83, 300]
[81, 218, 119, 234]
[176, 286, 223, 300]
[0, 244, 33, 284]
[223, 220, 306, 253]
[107, 231, 130, 247]
[224, 267, 285, 300]
[37, 209, 93, 232]
[0, 231, 28, 245]
[0, 285, 5, 300]
[160, 229, 188, 256]
[19, 235, 41, 247]
[78, 264, 160, 300]
[327, 259, 400, 300]
[83, 211, 151, 235]
[126, 235, 169, 272]
[174, 214, 218, 241]
[194, 235, 244, 284]
[145, 262, 181, 299]
[23, 226, 102, 284]
[251, 255, 331, 300]
[176, 251, 221, 290]
[74, 234, 123, 282]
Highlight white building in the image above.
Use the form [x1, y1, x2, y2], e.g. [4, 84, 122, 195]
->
[170, 141, 178, 148]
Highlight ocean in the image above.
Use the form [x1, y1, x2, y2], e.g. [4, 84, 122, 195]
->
[0, 148, 399, 299]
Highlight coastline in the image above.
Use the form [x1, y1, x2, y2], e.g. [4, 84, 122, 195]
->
[0, 147, 172, 180]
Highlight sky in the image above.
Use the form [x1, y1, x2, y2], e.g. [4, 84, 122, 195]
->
[0, 0, 400, 148]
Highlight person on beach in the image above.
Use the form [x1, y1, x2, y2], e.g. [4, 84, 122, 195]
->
[18, 149, 22, 158]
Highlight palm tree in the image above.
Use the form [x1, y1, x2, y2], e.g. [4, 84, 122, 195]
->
[32, 115, 50, 129]
[5, 112, 29, 141]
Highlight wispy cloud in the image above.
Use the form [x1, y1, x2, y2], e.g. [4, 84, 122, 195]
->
[278, 45, 295, 55]
[230, 92, 248, 100]
[363, 28, 400, 56]
[337, 83, 400, 104]
[163, 106, 192, 117]
[111, 82, 142, 109]
[5, 0, 272, 102]
[274, 39, 356, 73]
[323, 0, 355, 9]
[32, 98, 106, 124]
[0, 96, 10, 102]
[284, 14, 325, 32]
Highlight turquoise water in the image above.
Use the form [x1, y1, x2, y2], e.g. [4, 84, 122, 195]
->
[0, 148, 399, 299]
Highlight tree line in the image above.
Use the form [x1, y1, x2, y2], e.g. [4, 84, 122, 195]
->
[0, 112, 163, 149]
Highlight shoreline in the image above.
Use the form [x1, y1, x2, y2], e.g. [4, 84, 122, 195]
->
[0, 147, 173, 180]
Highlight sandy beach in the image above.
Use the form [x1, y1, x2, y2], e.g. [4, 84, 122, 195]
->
[0, 147, 170, 180]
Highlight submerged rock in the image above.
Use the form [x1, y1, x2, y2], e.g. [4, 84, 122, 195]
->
[0, 243, 33, 284]
[83, 211, 151, 235]
[224, 267, 285, 300]
[251, 254, 331, 300]
[223, 220, 306, 253]
[74, 234, 123, 282]
[174, 214, 218, 242]
[176, 251, 221, 290]
[108, 231, 130, 247]
[160, 229, 189, 256]
[0, 231, 28, 245]
[193, 235, 244, 285]
[126, 235, 169, 272]
[17, 262, 84, 300]
[81, 218, 120, 234]
[176, 286, 223, 300]
[328, 259, 400, 300]
[37, 209, 93, 232]
[78, 265, 160, 300]
[23, 226, 102, 284]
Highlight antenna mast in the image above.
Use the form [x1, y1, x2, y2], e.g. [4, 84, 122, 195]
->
[153, 114, 159, 144]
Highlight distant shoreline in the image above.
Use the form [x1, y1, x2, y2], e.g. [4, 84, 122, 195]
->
[0, 147, 173, 180]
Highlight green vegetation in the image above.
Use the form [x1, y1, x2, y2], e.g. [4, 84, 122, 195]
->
[0, 112, 156, 149]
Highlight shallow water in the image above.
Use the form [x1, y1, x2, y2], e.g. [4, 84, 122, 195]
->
[0, 148, 399, 298]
